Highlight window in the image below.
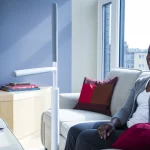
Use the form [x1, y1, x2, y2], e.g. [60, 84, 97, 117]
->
[139, 55, 145, 59]
[103, 3, 111, 78]
[97, 0, 150, 80]
[128, 64, 134, 68]
[97, 0, 120, 80]
[139, 64, 145, 68]
[120, 0, 149, 71]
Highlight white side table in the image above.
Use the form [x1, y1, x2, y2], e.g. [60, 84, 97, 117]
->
[0, 87, 51, 139]
[0, 118, 24, 150]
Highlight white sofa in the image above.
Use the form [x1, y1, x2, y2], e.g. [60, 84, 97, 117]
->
[41, 68, 150, 150]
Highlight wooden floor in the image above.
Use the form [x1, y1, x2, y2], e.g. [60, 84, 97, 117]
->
[19, 131, 45, 150]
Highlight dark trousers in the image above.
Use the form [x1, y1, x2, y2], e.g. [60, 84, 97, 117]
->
[65, 121, 127, 150]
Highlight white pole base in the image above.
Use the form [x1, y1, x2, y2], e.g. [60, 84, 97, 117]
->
[51, 87, 59, 150]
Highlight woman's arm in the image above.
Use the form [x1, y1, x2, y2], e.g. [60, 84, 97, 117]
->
[112, 81, 137, 126]
[110, 117, 121, 128]
[98, 84, 136, 139]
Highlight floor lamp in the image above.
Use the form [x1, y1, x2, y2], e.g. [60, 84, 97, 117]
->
[12, 3, 59, 150]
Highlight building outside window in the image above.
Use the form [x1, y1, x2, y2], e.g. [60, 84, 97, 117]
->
[119, 0, 149, 71]
[139, 55, 145, 59]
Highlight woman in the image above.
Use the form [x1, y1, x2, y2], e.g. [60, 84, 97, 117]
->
[65, 46, 150, 150]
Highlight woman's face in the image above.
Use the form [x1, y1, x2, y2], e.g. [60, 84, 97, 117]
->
[146, 53, 150, 70]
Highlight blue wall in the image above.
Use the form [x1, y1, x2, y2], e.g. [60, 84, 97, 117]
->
[0, 0, 72, 92]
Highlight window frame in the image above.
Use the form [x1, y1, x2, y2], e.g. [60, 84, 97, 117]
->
[119, 0, 125, 67]
[97, 0, 120, 80]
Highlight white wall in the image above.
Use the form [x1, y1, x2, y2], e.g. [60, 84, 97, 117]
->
[72, 0, 98, 92]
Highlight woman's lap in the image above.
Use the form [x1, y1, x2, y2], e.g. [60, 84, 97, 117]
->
[65, 121, 125, 150]
[75, 129, 124, 150]
[67, 121, 109, 140]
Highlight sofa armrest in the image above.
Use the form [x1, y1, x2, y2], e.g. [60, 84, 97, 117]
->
[59, 93, 80, 109]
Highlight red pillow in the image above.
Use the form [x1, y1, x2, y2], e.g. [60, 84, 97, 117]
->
[74, 77, 118, 116]
[112, 123, 150, 150]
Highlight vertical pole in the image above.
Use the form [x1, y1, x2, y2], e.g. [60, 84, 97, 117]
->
[52, 2, 58, 87]
[51, 3, 59, 150]
[51, 86, 59, 150]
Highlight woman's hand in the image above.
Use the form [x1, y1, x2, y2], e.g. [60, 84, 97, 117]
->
[98, 123, 115, 140]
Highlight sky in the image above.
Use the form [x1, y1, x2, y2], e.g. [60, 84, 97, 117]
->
[125, 0, 150, 49]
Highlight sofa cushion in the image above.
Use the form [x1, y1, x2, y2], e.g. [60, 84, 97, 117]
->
[138, 71, 150, 78]
[42, 109, 111, 131]
[60, 135, 66, 150]
[74, 77, 118, 116]
[106, 68, 142, 116]
[61, 120, 110, 139]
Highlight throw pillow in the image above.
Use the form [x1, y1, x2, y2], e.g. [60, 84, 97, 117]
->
[112, 123, 150, 150]
[74, 77, 118, 116]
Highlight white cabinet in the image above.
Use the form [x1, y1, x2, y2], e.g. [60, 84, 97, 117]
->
[0, 87, 51, 139]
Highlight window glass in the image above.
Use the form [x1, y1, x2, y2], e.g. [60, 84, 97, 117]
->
[103, 3, 112, 78]
[122, 0, 149, 70]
